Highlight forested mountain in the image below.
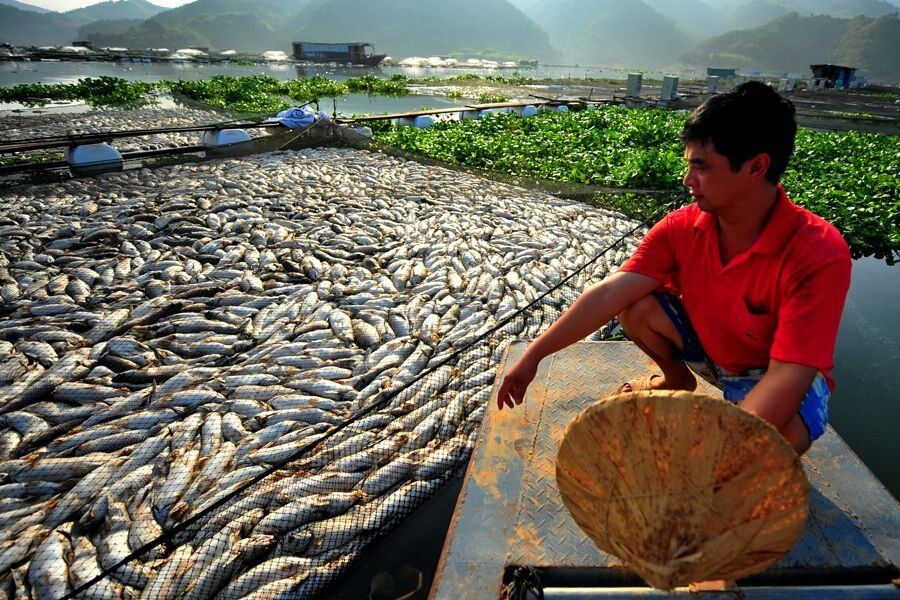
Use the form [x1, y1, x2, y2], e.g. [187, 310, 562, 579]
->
[646, 0, 898, 35]
[84, 0, 557, 59]
[0, 5, 79, 45]
[684, 12, 900, 80]
[527, 0, 693, 66]
[282, 0, 558, 61]
[642, 0, 728, 38]
[65, 0, 166, 26]
[727, 1, 794, 30]
[87, 0, 302, 51]
[3, 0, 897, 79]
[785, 0, 898, 17]
[78, 18, 147, 39]
[0, 0, 50, 13]
[150, 0, 303, 25]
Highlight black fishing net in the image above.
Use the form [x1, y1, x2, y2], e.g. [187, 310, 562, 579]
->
[0, 120, 686, 599]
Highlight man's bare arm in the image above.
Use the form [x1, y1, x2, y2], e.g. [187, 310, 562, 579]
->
[497, 271, 661, 409]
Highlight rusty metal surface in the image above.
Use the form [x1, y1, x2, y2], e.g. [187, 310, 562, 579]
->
[430, 341, 900, 599]
[504, 342, 719, 568]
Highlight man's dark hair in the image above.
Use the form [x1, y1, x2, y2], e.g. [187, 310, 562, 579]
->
[682, 81, 797, 184]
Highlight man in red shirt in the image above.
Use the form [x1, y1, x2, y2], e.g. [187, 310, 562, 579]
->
[498, 82, 852, 459]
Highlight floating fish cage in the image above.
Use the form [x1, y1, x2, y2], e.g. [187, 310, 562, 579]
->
[0, 122, 751, 599]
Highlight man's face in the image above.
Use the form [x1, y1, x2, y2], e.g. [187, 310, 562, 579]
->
[682, 140, 747, 213]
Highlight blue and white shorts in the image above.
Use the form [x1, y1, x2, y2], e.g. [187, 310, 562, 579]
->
[652, 292, 831, 442]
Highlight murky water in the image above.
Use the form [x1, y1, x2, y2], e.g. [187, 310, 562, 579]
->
[0, 60, 669, 116]
[0, 60, 668, 88]
[831, 256, 900, 497]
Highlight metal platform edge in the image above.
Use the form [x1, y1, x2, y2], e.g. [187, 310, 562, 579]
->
[429, 341, 900, 599]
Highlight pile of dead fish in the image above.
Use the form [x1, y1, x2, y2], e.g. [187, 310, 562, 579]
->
[0, 147, 640, 599]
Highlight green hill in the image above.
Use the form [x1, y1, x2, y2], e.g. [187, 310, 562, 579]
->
[787, 0, 898, 17]
[87, 0, 301, 51]
[685, 12, 900, 81]
[531, 0, 693, 67]
[65, 0, 166, 26]
[282, 0, 558, 61]
[727, 1, 793, 30]
[0, 5, 80, 45]
[78, 18, 148, 40]
[642, 0, 729, 38]
[151, 0, 302, 25]
[0, 0, 50, 13]
[832, 14, 900, 80]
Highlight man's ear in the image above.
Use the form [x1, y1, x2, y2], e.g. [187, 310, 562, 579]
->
[745, 152, 771, 182]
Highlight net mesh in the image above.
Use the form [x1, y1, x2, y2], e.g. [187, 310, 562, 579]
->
[0, 125, 686, 599]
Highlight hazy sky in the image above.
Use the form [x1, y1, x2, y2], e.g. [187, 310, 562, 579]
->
[18, 0, 192, 10]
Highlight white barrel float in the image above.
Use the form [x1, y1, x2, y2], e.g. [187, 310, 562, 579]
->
[520, 104, 538, 117]
[661, 76, 679, 100]
[460, 110, 481, 120]
[64, 143, 123, 177]
[627, 73, 643, 97]
[202, 128, 252, 157]
[393, 116, 435, 128]
[350, 126, 373, 138]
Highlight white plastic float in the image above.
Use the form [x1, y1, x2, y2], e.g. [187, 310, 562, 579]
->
[64, 143, 123, 177]
[202, 129, 252, 157]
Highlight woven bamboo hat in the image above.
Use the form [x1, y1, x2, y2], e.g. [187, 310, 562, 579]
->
[556, 390, 810, 590]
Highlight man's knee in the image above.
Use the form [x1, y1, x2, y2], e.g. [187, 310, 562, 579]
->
[618, 293, 659, 330]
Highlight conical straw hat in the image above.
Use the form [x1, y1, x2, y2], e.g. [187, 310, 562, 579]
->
[556, 390, 809, 590]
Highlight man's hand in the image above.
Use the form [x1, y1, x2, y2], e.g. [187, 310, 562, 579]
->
[494, 271, 661, 411]
[497, 354, 539, 410]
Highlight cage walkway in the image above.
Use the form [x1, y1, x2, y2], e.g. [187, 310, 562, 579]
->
[431, 341, 900, 599]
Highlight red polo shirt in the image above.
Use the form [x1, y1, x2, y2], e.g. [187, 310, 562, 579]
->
[621, 185, 851, 390]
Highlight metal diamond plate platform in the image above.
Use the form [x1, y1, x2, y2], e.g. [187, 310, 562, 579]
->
[430, 341, 900, 599]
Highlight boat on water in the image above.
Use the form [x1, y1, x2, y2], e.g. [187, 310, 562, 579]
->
[292, 42, 386, 66]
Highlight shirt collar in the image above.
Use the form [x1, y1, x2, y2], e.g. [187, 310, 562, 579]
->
[693, 184, 797, 255]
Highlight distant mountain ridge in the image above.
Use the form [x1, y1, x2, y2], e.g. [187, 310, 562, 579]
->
[65, 0, 166, 26]
[87, 0, 559, 60]
[527, 0, 694, 67]
[0, 5, 79, 45]
[0, 0, 50, 13]
[2, 0, 898, 80]
[684, 12, 900, 81]
[282, 0, 558, 61]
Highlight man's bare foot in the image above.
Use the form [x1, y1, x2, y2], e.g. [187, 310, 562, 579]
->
[688, 580, 740, 593]
[616, 373, 698, 394]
